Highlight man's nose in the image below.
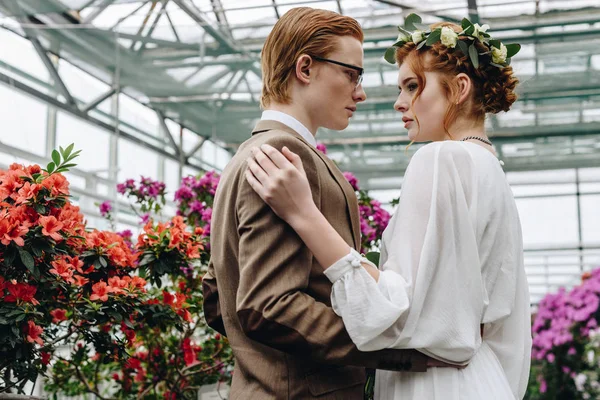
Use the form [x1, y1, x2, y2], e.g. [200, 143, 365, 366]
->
[353, 84, 367, 103]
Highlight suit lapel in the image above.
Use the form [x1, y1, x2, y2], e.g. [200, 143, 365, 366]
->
[251, 120, 362, 251]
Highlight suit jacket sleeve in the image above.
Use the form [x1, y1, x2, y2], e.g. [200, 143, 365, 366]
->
[202, 259, 226, 337]
[235, 135, 428, 372]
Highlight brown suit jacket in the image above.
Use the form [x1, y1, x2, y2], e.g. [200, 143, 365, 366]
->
[203, 120, 428, 399]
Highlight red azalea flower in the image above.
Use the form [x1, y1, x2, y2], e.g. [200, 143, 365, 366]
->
[50, 308, 68, 323]
[41, 351, 51, 365]
[5, 282, 40, 305]
[24, 320, 44, 345]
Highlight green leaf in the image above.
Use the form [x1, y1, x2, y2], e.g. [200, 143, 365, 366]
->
[99, 256, 108, 268]
[468, 44, 479, 68]
[51, 149, 61, 167]
[416, 40, 427, 50]
[461, 17, 472, 30]
[413, 23, 430, 31]
[404, 13, 422, 31]
[15, 313, 26, 322]
[505, 43, 521, 58]
[46, 162, 55, 174]
[457, 40, 469, 56]
[63, 143, 75, 159]
[489, 39, 501, 49]
[425, 28, 441, 46]
[365, 252, 380, 266]
[384, 47, 396, 64]
[490, 62, 505, 68]
[19, 249, 35, 272]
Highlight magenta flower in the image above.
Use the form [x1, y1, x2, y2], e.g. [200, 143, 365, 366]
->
[316, 142, 328, 154]
[99, 201, 112, 216]
[343, 172, 359, 191]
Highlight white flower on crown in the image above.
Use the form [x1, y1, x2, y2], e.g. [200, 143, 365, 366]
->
[491, 43, 508, 64]
[440, 27, 458, 48]
[473, 23, 490, 40]
[396, 31, 410, 43]
[411, 30, 425, 44]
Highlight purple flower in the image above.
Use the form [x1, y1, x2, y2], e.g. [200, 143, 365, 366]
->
[343, 172, 359, 191]
[99, 201, 112, 216]
[190, 200, 204, 213]
[174, 186, 194, 201]
[201, 207, 212, 223]
[140, 213, 150, 224]
[316, 142, 328, 154]
[540, 379, 547, 393]
[117, 229, 133, 239]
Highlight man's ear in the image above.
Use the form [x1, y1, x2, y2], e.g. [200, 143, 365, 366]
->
[295, 55, 313, 84]
[455, 73, 473, 105]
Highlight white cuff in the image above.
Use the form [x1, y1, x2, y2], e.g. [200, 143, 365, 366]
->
[323, 248, 376, 283]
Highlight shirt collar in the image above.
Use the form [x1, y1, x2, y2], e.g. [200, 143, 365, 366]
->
[260, 110, 317, 147]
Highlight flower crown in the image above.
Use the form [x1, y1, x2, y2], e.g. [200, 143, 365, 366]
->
[384, 13, 521, 69]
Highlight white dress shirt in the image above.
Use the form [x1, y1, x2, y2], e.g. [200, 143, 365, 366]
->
[260, 110, 317, 147]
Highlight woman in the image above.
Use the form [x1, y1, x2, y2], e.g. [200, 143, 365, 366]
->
[245, 18, 532, 399]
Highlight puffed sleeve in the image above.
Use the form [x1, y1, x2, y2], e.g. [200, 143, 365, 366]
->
[324, 142, 484, 364]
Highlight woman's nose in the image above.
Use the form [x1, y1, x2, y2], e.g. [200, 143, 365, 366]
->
[394, 96, 408, 112]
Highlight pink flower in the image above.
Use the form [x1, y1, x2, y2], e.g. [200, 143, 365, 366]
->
[99, 201, 112, 216]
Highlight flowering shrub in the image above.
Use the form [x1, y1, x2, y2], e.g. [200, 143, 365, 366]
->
[44, 170, 232, 399]
[0, 145, 152, 394]
[526, 269, 600, 399]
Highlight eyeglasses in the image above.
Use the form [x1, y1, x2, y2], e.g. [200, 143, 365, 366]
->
[311, 56, 364, 89]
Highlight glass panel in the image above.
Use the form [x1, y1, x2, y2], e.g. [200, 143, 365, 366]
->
[0, 84, 47, 156]
[56, 112, 110, 172]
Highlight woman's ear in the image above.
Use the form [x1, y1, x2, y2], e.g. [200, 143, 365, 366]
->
[295, 55, 313, 84]
[455, 73, 472, 105]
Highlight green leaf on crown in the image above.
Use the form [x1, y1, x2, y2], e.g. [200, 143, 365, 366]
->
[489, 39, 501, 49]
[426, 28, 442, 46]
[404, 13, 422, 31]
[457, 40, 470, 56]
[468, 44, 479, 68]
[384, 47, 396, 64]
[505, 43, 521, 58]
[461, 18, 472, 30]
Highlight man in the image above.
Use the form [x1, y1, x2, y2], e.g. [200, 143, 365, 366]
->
[203, 7, 431, 399]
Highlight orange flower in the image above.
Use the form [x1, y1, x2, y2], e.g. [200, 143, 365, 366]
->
[49, 258, 75, 284]
[0, 171, 23, 201]
[50, 308, 68, 323]
[15, 182, 40, 205]
[39, 215, 63, 241]
[0, 217, 29, 247]
[168, 228, 183, 249]
[41, 173, 69, 196]
[130, 276, 146, 290]
[24, 320, 44, 345]
[90, 281, 110, 302]
[73, 275, 89, 287]
[194, 226, 204, 235]
[185, 242, 201, 259]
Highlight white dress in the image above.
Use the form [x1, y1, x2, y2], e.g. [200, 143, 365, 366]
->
[324, 141, 532, 400]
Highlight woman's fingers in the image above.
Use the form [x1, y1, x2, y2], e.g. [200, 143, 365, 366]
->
[281, 146, 305, 174]
[246, 156, 270, 185]
[260, 144, 294, 170]
[245, 169, 267, 199]
[251, 147, 278, 175]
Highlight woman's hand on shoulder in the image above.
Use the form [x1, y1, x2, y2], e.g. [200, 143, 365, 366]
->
[245, 144, 316, 226]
